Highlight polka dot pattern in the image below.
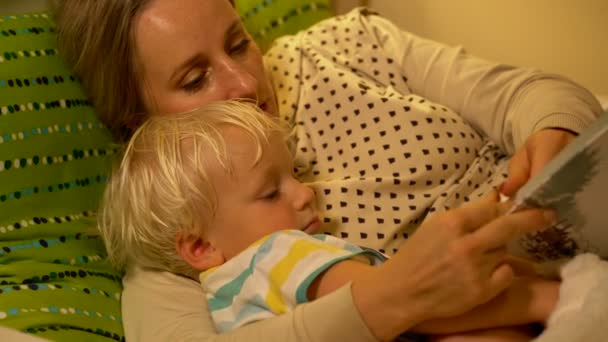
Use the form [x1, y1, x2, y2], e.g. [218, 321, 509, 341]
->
[0, 73, 76, 86]
[6, 270, 121, 287]
[240, 0, 282, 19]
[26, 325, 124, 342]
[0, 25, 53, 37]
[0, 281, 119, 301]
[0, 233, 98, 256]
[0, 146, 118, 173]
[0, 13, 50, 23]
[248, 2, 331, 40]
[0, 48, 58, 63]
[266, 8, 510, 254]
[0, 174, 108, 204]
[0, 98, 91, 116]
[0, 121, 106, 144]
[0, 210, 93, 235]
[236, 0, 333, 51]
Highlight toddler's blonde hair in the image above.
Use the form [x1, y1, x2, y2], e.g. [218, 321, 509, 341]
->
[98, 100, 284, 277]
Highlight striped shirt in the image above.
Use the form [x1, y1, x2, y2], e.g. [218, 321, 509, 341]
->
[200, 230, 385, 332]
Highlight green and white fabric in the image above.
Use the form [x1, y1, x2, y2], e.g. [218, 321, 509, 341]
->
[236, 0, 333, 51]
[0, 12, 123, 341]
[0, 2, 334, 340]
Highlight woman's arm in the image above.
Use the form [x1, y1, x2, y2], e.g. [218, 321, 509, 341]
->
[121, 265, 378, 342]
[359, 9, 602, 154]
[308, 258, 558, 335]
[414, 276, 558, 334]
[307, 193, 556, 340]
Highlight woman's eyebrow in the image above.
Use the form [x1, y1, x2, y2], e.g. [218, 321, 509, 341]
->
[225, 19, 243, 40]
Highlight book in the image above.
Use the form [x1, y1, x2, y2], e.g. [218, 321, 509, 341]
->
[506, 111, 608, 262]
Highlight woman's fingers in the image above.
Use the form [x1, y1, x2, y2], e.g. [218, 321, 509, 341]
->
[479, 247, 508, 275]
[503, 255, 540, 276]
[470, 207, 555, 251]
[380, 192, 553, 328]
[445, 190, 508, 235]
[486, 263, 515, 300]
[501, 146, 531, 197]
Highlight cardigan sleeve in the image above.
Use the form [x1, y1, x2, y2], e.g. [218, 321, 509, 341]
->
[358, 8, 602, 153]
[121, 265, 378, 342]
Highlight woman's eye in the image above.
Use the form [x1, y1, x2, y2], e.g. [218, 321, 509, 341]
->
[182, 72, 206, 92]
[230, 39, 250, 54]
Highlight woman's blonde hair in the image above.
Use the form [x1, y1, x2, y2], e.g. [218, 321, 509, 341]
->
[98, 100, 284, 278]
[53, 0, 235, 142]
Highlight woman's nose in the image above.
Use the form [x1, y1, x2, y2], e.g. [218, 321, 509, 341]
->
[220, 60, 258, 101]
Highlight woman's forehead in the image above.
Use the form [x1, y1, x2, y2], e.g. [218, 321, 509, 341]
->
[137, 0, 238, 38]
[134, 0, 240, 79]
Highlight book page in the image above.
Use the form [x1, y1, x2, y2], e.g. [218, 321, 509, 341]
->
[507, 113, 608, 262]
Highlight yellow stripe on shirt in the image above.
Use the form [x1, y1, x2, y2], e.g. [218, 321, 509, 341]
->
[265, 236, 345, 314]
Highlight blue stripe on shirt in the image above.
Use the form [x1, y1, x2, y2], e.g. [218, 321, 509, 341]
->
[207, 233, 280, 311]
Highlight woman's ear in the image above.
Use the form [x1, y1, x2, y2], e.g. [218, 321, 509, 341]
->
[176, 233, 225, 271]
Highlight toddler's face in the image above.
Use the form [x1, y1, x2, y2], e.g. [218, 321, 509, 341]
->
[203, 127, 320, 260]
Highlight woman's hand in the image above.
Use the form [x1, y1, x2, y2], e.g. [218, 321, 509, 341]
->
[501, 129, 577, 196]
[414, 275, 560, 334]
[351, 192, 555, 341]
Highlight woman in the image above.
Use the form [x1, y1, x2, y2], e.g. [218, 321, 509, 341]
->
[55, 0, 602, 341]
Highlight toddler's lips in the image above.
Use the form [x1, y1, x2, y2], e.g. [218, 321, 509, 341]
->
[303, 217, 321, 234]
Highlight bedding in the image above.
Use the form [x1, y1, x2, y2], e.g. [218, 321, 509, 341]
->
[0, 11, 123, 341]
[596, 94, 608, 111]
[235, 0, 333, 51]
[0, 2, 334, 340]
[534, 254, 608, 342]
[1, 2, 604, 341]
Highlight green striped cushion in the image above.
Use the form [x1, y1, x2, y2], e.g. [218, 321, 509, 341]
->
[236, 0, 333, 51]
[0, 12, 123, 341]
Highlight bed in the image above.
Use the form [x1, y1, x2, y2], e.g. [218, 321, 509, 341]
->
[0, 1, 606, 341]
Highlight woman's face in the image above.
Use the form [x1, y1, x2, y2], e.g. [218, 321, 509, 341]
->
[134, 0, 277, 116]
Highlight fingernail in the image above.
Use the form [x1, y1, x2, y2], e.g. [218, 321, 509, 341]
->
[498, 183, 505, 194]
[543, 210, 557, 224]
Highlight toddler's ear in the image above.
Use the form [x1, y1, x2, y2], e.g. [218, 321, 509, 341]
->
[176, 233, 225, 271]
